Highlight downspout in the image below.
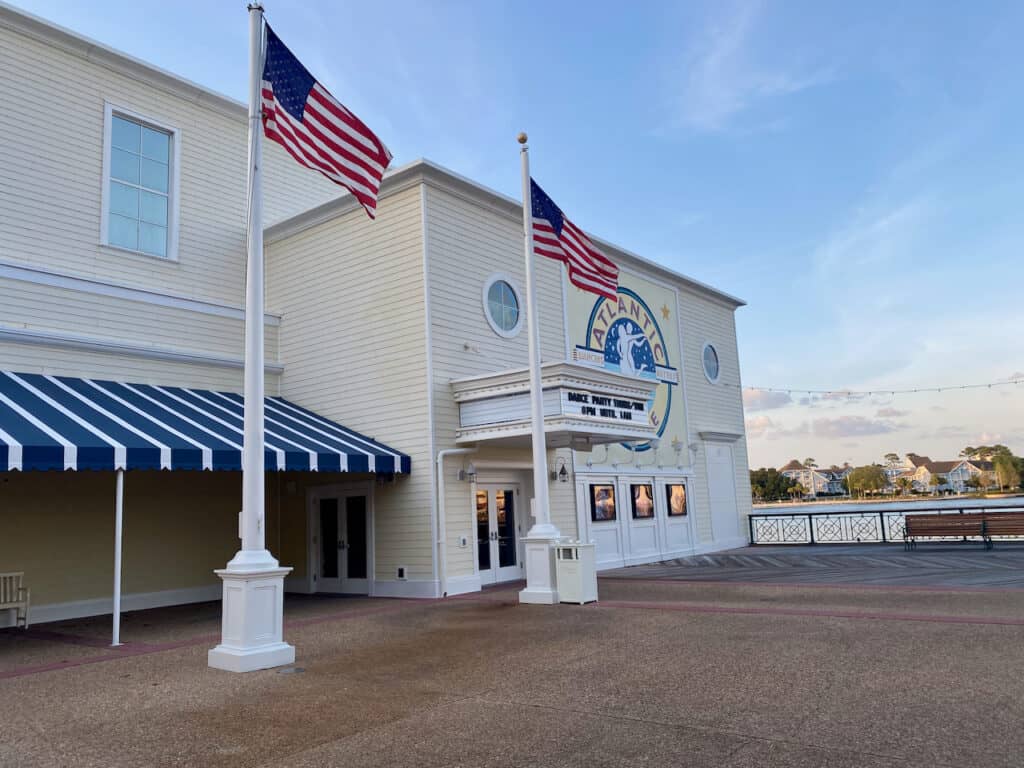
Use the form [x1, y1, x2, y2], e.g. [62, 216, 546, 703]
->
[435, 447, 477, 597]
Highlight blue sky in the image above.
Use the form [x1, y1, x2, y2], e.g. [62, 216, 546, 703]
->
[12, 0, 1023, 468]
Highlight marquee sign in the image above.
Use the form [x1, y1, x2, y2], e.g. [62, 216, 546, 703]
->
[574, 287, 678, 451]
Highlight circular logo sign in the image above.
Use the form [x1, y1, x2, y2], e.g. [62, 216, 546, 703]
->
[580, 288, 674, 451]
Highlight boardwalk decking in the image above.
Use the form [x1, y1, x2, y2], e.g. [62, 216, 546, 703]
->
[601, 544, 1024, 588]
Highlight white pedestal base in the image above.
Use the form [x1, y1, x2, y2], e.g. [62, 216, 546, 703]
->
[208, 555, 294, 673]
[519, 535, 559, 605]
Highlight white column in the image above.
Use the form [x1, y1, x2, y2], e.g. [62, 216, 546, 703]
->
[517, 134, 560, 605]
[111, 469, 124, 647]
[209, 2, 294, 672]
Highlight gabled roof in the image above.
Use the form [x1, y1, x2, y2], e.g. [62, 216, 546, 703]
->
[923, 460, 960, 474]
[906, 454, 932, 467]
[780, 460, 805, 472]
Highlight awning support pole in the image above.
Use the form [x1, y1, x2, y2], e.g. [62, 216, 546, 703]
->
[112, 469, 124, 647]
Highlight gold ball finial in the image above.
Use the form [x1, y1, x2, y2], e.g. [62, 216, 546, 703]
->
[517, 132, 528, 144]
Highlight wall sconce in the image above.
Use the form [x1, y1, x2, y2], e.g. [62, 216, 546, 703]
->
[550, 457, 569, 483]
[458, 461, 477, 482]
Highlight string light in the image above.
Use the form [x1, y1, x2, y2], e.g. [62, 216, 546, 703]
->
[728, 376, 1023, 398]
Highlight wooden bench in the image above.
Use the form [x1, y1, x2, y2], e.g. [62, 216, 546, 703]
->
[980, 512, 1024, 542]
[0, 572, 30, 628]
[903, 514, 989, 550]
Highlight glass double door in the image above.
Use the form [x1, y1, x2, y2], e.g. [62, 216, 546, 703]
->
[475, 484, 522, 584]
[318, 495, 369, 594]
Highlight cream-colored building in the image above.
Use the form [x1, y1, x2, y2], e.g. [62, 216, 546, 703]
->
[0, 3, 751, 626]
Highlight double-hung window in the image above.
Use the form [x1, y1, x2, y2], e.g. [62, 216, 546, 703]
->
[102, 105, 178, 259]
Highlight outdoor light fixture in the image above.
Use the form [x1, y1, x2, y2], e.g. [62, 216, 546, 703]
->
[550, 457, 569, 483]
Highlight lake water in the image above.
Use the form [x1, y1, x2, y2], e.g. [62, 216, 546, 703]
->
[753, 496, 1024, 516]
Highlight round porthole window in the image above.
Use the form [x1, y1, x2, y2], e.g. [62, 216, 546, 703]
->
[482, 275, 522, 338]
[702, 343, 720, 383]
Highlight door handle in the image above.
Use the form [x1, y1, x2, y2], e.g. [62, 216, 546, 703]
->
[338, 540, 346, 550]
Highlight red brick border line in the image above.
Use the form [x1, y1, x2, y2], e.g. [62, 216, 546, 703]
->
[598, 575, 1024, 593]
[592, 598, 1024, 626]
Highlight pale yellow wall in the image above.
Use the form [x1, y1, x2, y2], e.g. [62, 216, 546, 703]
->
[0, 471, 240, 606]
[266, 185, 433, 583]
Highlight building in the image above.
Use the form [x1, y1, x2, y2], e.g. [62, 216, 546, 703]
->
[778, 461, 850, 497]
[906, 459, 994, 494]
[0, 3, 751, 627]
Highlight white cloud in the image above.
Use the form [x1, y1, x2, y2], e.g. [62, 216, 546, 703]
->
[745, 415, 775, 438]
[668, 0, 831, 132]
[743, 389, 793, 411]
[876, 407, 909, 418]
[811, 416, 904, 439]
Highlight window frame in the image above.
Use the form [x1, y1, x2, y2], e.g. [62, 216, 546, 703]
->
[630, 483, 655, 520]
[589, 483, 617, 523]
[701, 341, 720, 384]
[481, 273, 524, 339]
[100, 102, 181, 262]
[665, 483, 688, 517]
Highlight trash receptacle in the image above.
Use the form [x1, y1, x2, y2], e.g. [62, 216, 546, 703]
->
[555, 541, 598, 604]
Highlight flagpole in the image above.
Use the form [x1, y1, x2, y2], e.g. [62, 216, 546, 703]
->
[209, 2, 294, 672]
[517, 133, 560, 605]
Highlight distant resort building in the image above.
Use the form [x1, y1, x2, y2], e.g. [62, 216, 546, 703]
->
[779, 461, 851, 497]
[896, 455, 995, 494]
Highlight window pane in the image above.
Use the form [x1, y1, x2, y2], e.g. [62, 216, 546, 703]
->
[503, 306, 518, 330]
[502, 282, 517, 311]
[109, 182, 138, 219]
[111, 116, 140, 153]
[141, 158, 168, 192]
[108, 214, 138, 250]
[139, 222, 167, 257]
[140, 191, 167, 226]
[488, 281, 503, 307]
[111, 148, 140, 184]
[141, 126, 169, 161]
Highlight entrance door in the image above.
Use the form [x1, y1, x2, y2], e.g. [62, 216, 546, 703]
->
[318, 495, 370, 594]
[475, 484, 523, 584]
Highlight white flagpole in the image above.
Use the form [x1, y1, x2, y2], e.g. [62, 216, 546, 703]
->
[209, 2, 294, 672]
[517, 133, 560, 605]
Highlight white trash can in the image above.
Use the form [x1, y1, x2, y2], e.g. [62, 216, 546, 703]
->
[555, 541, 598, 604]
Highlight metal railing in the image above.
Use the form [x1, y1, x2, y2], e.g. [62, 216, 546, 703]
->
[748, 503, 1024, 545]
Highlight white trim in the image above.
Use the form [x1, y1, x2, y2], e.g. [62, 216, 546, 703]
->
[701, 341, 721, 384]
[371, 579, 441, 599]
[481, 272, 525, 339]
[443, 573, 482, 597]
[421, 183, 441, 589]
[100, 102, 181, 262]
[0, 583, 221, 628]
[698, 431, 743, 443]
[0, 323, 284, 373]
[0, 260, 281, 325]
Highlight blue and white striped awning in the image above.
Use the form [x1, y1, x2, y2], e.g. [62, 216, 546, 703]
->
[0, 371, 410, 474]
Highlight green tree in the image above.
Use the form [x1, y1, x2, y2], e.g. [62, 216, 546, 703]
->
[789, 482, 806, 500]
[994, 454, 1021, 491]
[847, 465, 888, 497]
[803, 458, 817, 469]
[749, 468, 798, 502]
[884, 452, 901, 468]
[928, 474, 946, 494]
[896, 476, 914, 496]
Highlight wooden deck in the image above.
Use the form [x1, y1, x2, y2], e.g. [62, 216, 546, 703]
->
[601, 544, 1024, 588]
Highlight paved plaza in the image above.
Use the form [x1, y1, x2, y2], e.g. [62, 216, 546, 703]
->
[4, 550, 1024, 767]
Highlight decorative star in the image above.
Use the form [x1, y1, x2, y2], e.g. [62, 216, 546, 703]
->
[661, 304, 670, 320]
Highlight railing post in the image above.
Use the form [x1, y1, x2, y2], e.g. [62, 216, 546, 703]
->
[879, 510, 887, 543]
[808, 514, 815, 545]
[748, 513, 755, 545]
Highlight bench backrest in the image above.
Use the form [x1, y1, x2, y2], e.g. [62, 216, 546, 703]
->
[905, 515, 985, 534]
[0, 572, 24, 605]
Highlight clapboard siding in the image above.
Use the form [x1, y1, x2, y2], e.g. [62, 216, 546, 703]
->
[0, 17, 339, 314]
[425, 184, 570, 579]
[266, 185, 434, 580]
[675, 284, 752, 541]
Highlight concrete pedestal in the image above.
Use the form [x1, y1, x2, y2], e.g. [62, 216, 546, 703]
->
[208, 555, 293, 673]
[519, 527, 560, 605]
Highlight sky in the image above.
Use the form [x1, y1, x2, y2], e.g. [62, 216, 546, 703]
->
[10, 0, 1023, 470]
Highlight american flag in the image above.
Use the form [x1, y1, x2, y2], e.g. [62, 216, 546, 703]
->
[261, 25, 392, 219]
[530, 179, 618, 301]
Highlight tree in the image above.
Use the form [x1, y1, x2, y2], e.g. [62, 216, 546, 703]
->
[994, 454, 1021, 491]
[966, 475, 985, 494]
[803, 458, 817, 469]
[749, 468, 798, 502]
[789, 482, 806, 500]
[960, 446, 978, 459]
[896, 477, 914, 496]
[884, 452, 901, 469]
[847, 465, 888, 497]
[928, 474, 946, 494]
